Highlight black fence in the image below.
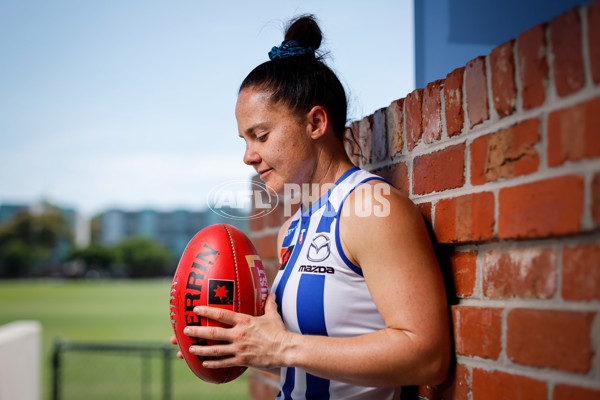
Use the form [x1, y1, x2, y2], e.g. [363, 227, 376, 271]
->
[52, 340, 174, 400]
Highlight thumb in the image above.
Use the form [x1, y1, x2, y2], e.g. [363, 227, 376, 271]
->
[264, 292, 278, 315]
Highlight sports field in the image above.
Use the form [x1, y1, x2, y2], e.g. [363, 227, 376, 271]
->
[0, 279, 249, 400]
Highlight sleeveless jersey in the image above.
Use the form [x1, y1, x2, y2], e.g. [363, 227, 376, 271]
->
[271, 167, 401, 400]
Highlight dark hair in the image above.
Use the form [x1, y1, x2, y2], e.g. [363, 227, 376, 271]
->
[240, 15, 348, 140]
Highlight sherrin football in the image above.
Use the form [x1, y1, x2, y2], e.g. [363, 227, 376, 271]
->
[170, 224, 269, 383]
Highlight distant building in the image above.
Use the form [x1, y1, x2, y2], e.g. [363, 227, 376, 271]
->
[0, 204, 29, 226]
[0, 202, 89, 248]
[97, 207, 249, 257]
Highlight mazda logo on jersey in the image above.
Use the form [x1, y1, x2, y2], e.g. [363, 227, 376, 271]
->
[306, 234, 331, 262]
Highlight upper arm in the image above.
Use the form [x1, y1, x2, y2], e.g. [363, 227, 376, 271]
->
[339, 182, 449, 347]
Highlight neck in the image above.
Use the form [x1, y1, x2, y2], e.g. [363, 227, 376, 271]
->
[301, 138, 355, 209]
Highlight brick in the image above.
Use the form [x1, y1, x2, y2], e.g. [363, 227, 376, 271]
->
[594, 172, 600, 227]
[249, 207, 265, 232]
[550, 9, 585, 97]
[483, 248, 557, 299]
[506, 308, 594, 373]
[472, 369, 546, 400]
[412, 144, 465, 195]
[547, 97, 600, 166]
[517, 24, 548, 110]
[489, 40, 517, 117]
[498, 175, 584, 239]
[588, 0, 600, 84]
[470, 118, 540, 185]
[405, 89, 424, 151]
[372, 107, 387, 163]
[416, 202, 432, 228]
[465, 56, 489, 128]
[445, 67, 465, 137]
[373, 162, 409, 195]
[440, 363, 470, 400]
[248, 369, 280, 400]
[423, 79, 443, 144]
[449, 251, 477, 297]
[452, 306, 502, 359]
[434, 192, 495, 243]
[253, 233, 278, 260]
[265, 202, 285, 228]
[553, 384, 600, 400]
[562, 243, 600, 301]
[261, 259, 280, 286]
[386, 98, 404, 156]
[358, 116, 373, 166]
[344, 124, 360, 166]
[417, 385, 437, 400]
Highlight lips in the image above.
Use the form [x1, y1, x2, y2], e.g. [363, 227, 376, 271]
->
[258, 168, 272, 179]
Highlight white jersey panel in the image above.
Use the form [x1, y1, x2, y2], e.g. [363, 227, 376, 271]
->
[271, 167, 401, 400]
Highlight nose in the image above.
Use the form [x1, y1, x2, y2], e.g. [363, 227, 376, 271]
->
[243, 143, 261, 166]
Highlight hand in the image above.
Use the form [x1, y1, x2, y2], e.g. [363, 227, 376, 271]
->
[169, 335, 184, 359]
[184, 292, 293, 369]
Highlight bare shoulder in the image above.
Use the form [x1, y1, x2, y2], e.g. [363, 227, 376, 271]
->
[340, 179, 423, 232]
[338, 179, 432, 267]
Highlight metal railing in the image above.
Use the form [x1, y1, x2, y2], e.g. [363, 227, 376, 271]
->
[52, 339, 174, 400]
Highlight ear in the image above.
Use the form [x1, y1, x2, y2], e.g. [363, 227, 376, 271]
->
[307, 105, 329, 140]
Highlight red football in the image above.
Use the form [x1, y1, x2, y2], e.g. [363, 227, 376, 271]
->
[170, 224, 269, 383]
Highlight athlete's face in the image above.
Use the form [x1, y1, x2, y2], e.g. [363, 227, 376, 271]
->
[236, 87, 315, 193]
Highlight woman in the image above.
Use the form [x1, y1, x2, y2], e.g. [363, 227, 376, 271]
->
[172, 15, 450, 399]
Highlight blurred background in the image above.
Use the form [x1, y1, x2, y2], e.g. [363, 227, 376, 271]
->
[0, 1, 413, 399]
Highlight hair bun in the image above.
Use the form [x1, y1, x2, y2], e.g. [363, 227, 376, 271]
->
[284, 14, 322, 52]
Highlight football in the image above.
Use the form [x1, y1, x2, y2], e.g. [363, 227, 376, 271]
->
[170, 224, 269, 383]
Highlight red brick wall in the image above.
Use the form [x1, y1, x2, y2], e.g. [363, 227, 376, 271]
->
[247, 2, 600, 399]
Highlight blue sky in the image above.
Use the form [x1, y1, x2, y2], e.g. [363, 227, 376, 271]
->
[0, 0, 414, 217]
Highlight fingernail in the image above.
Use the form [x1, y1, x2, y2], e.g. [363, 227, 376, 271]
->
[189, 346, 194, 354]
[194, 306, 201, 313]
[183, 327, 190, 335]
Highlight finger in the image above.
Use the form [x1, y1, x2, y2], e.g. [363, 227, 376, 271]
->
[202, 357, 242, 369]
[194, 306, 240, 325]
[177, 351, 183, 359]
[170, 335, 178, 345]
[189, 343, 235, 359]
[184, 325, 231, 342]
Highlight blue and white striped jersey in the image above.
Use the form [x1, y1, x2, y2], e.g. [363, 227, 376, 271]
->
[272, 167, 401, 400]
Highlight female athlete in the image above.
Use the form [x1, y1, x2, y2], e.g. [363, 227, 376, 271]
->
[172, 15, 451, 400]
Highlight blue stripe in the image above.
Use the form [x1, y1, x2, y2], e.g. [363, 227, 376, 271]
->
[297, 274, 328, 335]
[280, 367, 295, 400]
[274, 215, 309, 316]
[335, 177, 389, 276]
[297, 274, 330, 399]
[316, 201, 335, 233]
[282, 219, 299, 247]
[304, 167, 359, 217]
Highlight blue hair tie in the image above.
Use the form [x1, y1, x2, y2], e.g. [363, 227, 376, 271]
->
[268, 40, 314, 60]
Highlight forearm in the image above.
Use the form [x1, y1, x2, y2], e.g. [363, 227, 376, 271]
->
[283, 327, 449, 388]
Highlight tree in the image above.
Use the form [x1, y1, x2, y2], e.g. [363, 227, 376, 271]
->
[68, 245, 115, 274]
[113, 236, 174, 278]
[0, 210, 73, 277]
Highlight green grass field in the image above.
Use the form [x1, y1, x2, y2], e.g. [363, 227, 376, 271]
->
[0, 279, 250, 400]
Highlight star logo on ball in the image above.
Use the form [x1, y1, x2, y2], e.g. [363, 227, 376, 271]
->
[208, 279, 234, 305]
[214, 285, 229, 300]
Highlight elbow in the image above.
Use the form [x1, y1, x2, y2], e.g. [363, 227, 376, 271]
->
[426, 349, 451, 385]
[422, 338, 452, 386]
